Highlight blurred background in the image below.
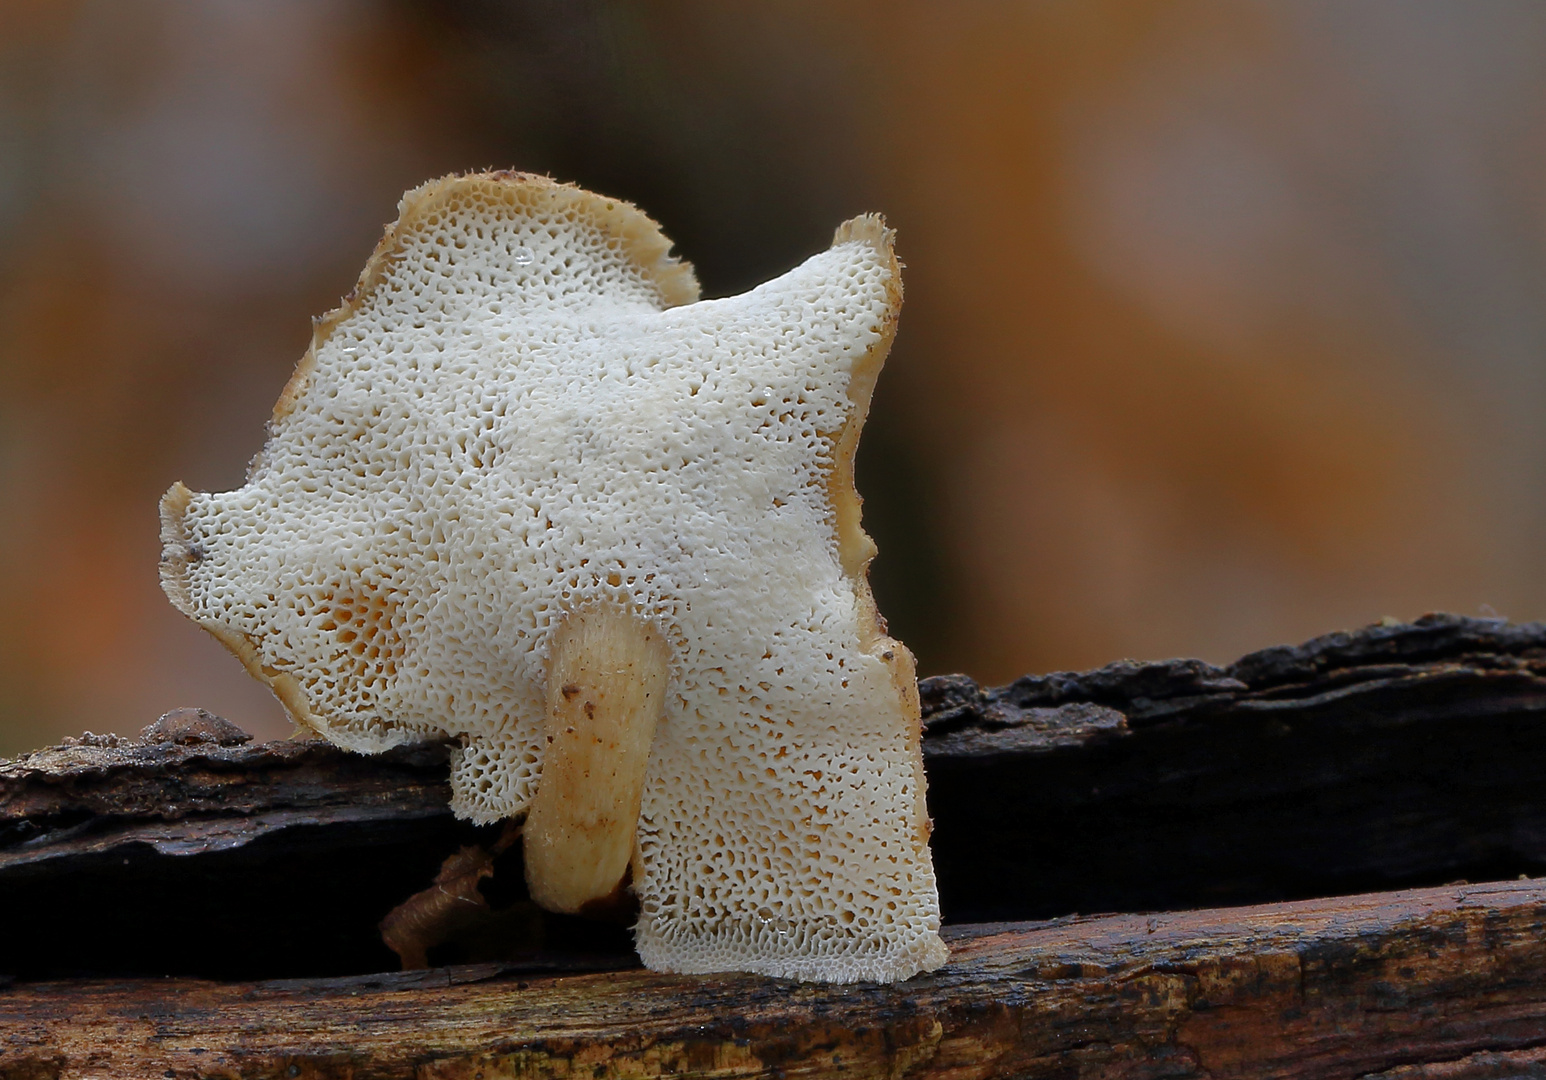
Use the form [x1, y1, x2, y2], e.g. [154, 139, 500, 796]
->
[3, 1, 1546, 754]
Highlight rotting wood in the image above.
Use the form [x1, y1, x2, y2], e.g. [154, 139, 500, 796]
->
[0, 735, 470, 979]
[4, 878, 1546, 1080]
[923, 612, 1546, 921]
[6, 613, 1546, 980]
[6, 613, 1546, 1076]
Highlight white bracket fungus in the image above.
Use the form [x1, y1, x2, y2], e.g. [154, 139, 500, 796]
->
[159, 172, 947, 983]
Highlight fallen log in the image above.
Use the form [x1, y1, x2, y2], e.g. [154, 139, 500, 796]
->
[4, 878, 1546, 1079]
[5, 613, 1545, 980]
[5, 613, 1546, 1078]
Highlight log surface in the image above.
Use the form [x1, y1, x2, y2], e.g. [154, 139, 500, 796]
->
[5, 614, 1546, 980]
[922, 612, 1546, 921]
[4, 878, 1546, 1080]
[5, 615, 1546, 1077]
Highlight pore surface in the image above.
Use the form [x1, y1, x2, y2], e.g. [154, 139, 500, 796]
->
[161, 174, 946, 982]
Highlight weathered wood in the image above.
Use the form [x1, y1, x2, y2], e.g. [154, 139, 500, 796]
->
[6, 614, 1546, 1077]
[923, 612, 1546, 921]
[4, 878, 1546, 1079]
[5, 613, 1546, 980]
[0, 735, 473, 979]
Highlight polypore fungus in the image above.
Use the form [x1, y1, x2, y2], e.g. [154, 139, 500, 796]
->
[159, 172, 947, 982]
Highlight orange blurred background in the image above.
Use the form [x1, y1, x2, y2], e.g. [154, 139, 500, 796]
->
[4, 1, 1545, 754]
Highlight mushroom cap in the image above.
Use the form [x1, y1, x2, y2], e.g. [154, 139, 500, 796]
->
[160, 172, 946, 982]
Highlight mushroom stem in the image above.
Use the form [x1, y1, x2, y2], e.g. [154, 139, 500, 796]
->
[523, 603, 671, 915]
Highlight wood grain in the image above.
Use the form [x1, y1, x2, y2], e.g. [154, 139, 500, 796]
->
[4, 878, 1546, 1079]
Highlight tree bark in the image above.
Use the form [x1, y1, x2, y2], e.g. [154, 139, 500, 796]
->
[6, 613, 1546, 1077]
[922, 611, 1546, 921]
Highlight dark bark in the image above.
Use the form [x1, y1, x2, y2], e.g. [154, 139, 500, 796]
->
[0, 734, 472, 979]
[922, 612, 1546, 922]
[7, 614, 1546, 1075]
[5, 614, 1546, 981]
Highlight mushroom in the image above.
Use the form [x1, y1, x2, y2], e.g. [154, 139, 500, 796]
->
[159, 172, 947, 982]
